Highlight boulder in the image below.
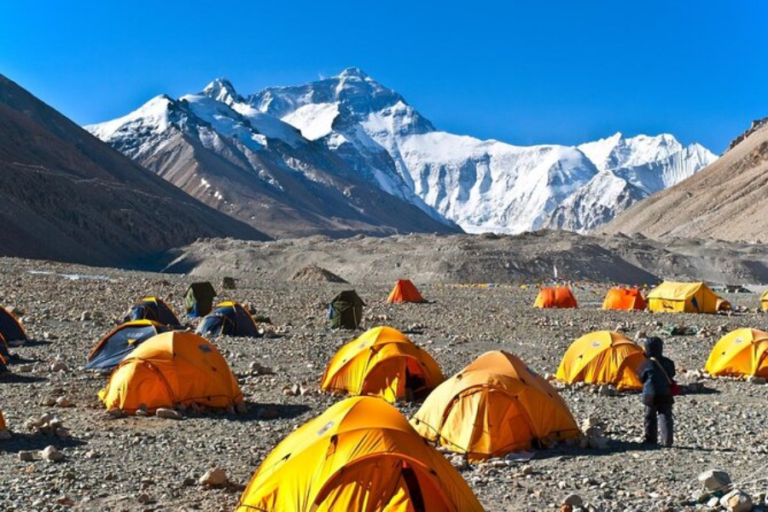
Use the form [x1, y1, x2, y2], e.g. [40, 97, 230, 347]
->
[40, 445, 64, 462]
[199, 468, 228, 487]
[698, 470, 732, 492]
[720, 490, 752, 512]
[156, 408, 182, 420]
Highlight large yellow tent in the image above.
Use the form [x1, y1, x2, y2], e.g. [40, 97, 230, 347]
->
[99, 331, 243, 413]
[411, 351, 579, 461]
[556, 331, 644, 391]
[647, 282, 730, 313]
[320, 326, 444, 403]
[236, 396, 484, 512]
[705, 328, 768, 378]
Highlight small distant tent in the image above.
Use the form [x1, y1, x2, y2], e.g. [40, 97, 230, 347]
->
[760, 290, 768, 311]
[705, 328, 768, 378]
[647, 282, 730, 314]
[0, 408, 5, 430]
[85, 320, 170, 371]
[196, 302, 259, 337]
[235, 396, 484, 512]
[327, 290, 365, 329]
[556, 331, 644, 391]
[127, 297, 182, 327]
[99, 331, 243, 413]
[185, 282, 217, 318]
[534, 287, 578, 309]
[602, 288, 647, 311]
[321, 326, 444, 403]
[387, 279, 425, 303]
[411, 351, 579, 461]
[0, 306, 27, 343]
[0, 353, 7, 373]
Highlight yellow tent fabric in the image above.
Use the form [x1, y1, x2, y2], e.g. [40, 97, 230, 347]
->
[99, 331, 243, 413]
[411, 351, 579, 461]
[647, 282, 730, 313]
[321, 326, 444, 403]
[705, 328, 768, 378]
[236, 396, 484, 512]
[556, 331, 644, 391]
[761, 290, 768, 311]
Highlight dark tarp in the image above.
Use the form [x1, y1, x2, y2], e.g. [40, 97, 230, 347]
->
[86, 321, 169, 370]
[327, 290, 365, 329]
[185, 282, 217, 318]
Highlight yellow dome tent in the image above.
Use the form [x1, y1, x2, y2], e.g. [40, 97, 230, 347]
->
[761, 290, 768, 311]
[99, 331, 243, 413]
[411, 351, 579, 461]
[320, 326, 444, 403]
[647, 282, 730, 313]
[236, 396, 484, 512]
[705, 328, 768, 378]
[556, 331, 644, 391]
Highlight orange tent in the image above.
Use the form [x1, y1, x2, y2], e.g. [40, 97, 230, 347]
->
[99, 331, 243, 413]
[411, 351, 579, 461]
[0, 408, 6, 431]
[556, 331, 644, 391]
[387, 280, 425, 303]
[320, 326, 443, 403]
[236, 396, 484, 512]
[602, 288, 647, 311]
[534, 287, 578, 309]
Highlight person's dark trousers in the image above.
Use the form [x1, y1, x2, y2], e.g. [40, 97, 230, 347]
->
[644, 398, 673, 447]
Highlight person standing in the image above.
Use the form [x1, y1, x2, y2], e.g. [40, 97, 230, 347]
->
[637, 337, 676, 447]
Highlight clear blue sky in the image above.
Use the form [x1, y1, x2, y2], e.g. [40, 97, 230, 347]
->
[2, 1, 766, 152]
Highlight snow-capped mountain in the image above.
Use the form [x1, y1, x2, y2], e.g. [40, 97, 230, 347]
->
[546, 133, 717, 232]
[88, 68, 716, 236]
[86, 78, 459, 239]
[248, 69, 716, 233]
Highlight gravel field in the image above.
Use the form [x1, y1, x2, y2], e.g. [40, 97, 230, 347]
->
[1, 257, 767, 512]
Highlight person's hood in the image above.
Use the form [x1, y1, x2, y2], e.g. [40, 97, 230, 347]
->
[644, 336, 664, 358]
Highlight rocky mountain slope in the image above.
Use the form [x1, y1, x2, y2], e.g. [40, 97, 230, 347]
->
[0, 74, 266, 267]
[604, 117, 768, 242]
[165, 230, 768, 286]
[249, 69, 717, 233]
[86, 78, 458, 239]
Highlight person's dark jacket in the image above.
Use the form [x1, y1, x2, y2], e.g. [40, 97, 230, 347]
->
[636, 337, 676, 404]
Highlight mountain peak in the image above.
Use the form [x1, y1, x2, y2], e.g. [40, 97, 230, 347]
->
[202, 78, 240, 105]
[338, 67, 370, 80]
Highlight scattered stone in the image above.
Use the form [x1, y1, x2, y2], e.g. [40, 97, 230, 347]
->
[156, 408, 182, 420]
[199, 467, 228, 487]
[18, 450, 35, 461]
[562, 494, 583, 507]
[79, 311, 92, 322]
[747, 375, 766, 385]
[40, 445, 64, 462]
[0, 429, 12, 440]
[55, 396, 73, 408]
[698, 470, 732, 492]
[449, 455, 468, 470]
[106, 408, 124, 419]
[720, 489, 752, 512]
[50, 360, 68, 372]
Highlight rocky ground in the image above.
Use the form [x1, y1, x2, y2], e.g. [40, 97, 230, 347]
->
[1, 257, 767, 511]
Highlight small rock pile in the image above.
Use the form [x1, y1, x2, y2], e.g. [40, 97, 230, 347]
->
[579, 417, 608, 450]
[694, 469, 759, 512]
[24, 413, 71, 439]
